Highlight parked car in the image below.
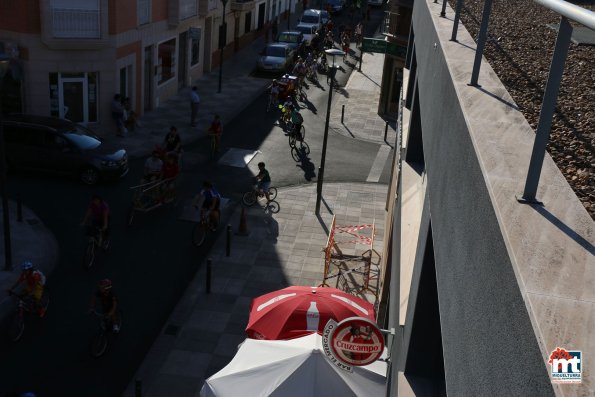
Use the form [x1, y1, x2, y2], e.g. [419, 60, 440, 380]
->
[300, 9, 324, 30]
[1, 114, 129, 185]
[320, 10, 330, 24]
[295, 23, 318, 46]
[256, 43, 296, 72]
[325, 0, 343, 14]
[277, 31, 305, 52]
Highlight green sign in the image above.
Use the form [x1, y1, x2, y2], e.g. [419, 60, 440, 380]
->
[361, 38, 386, 53]
[387, 42, 407, 58]
[361, 38, 408, 59]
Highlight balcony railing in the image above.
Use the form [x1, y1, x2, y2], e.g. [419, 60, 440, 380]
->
[52, 8, 100, 38]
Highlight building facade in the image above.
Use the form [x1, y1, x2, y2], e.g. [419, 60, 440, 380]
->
[0, 0, 295, 128]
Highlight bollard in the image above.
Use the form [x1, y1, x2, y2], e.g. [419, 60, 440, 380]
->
[341, 105, 345, 124]
[226, 224, 231, 257]
[17, 195, 22, 222]
[206, 258, 212, 294]
[135, 379, 142, 397]
[384, 121, 389, 142]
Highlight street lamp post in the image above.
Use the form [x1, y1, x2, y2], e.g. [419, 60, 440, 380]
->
[217, 0, 228, 94]
[287, 0, 291, 30]
[0, 56, 13, 270]
[315, 49, 344, 215]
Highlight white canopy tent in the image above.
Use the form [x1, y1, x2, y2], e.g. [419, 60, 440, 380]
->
[200, 333, 387, 397]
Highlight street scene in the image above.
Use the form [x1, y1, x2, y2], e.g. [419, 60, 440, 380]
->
[0, 3, 396, 396]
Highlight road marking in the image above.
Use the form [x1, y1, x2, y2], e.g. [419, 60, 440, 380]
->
[366, 145, 392, 182]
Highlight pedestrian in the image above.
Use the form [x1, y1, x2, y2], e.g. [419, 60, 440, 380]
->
[190, 86, 200, 127]
[111, 94, 126, 137]
[272, 19, 278, 41]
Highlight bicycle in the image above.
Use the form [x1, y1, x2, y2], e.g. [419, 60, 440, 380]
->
[90, 310, 122, 358]
[8, 290, 50, 342]
[291, 140, 311, 162]
[192, 209, 220, 247]
[242, 185, 280, 214]
[83, 226, 109, 270]
[288, 122, 306, 148]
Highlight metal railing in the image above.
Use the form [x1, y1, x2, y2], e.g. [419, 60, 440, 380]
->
[382, 11, 400, 37]
[52, 8, 101, 38]
[435, 0, 595, 204]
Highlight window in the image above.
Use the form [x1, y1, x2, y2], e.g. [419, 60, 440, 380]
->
[158, 39, 177, 84]
[138, 0, 151, 25]
[180, 0, 197, 20]
[51, 0, 100, 38]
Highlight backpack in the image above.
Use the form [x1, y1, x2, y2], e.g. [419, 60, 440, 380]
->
[296, 112, 304, 123]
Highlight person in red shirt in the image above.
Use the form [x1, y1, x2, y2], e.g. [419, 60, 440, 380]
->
[81, 195, 110, 249]
[207, 114, 223, 153]
[161, 154, 179, 202]
[8, 261, 47, 317]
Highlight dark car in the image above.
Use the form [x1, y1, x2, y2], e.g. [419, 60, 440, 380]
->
[277, 31, 305, 52]
[1, 114, 129, 185]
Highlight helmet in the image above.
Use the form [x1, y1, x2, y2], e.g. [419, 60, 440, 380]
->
[98, 278, 112, 290]
[21, 261, 33, 270]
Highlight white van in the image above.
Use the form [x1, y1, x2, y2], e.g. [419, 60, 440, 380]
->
[300, 9, 323, 29]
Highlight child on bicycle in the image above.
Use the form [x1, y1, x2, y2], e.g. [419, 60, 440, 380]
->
[89, 279, 119, 333]
[256, 162, 272, 203]
[289, 105, 304, 139]
[81, 194, 110, 249]
[195, 181, 221, 231]
[8, 261, 47, 318]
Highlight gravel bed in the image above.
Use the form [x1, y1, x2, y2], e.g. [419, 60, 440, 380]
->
[447, 0, 594, 218]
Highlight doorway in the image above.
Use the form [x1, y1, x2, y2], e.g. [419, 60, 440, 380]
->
[204, 18, 213, 73]
[258, 3, 266, 29]
[178, 31, 188, 89]
[144, 45, 153, 111]
[59, 77, 88, 123]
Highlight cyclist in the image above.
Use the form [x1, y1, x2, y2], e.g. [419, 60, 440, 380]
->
[8, 261, 47, 317]
[256, 162, 272, 203]
[292, 57, 307, 90]
[163, 125, 182, 155]
[89, 279, 119, 333]
[268, 79, 280, 108]
[195, 181, 221, 231]
[207, 114, 222, 153]
[289, 105, 304, 139]
[81, 194, 110, 249]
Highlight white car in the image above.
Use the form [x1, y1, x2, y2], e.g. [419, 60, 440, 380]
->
[295, 23, 318, 45]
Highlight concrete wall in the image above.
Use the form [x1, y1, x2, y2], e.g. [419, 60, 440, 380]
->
[395, 0, 594, 396]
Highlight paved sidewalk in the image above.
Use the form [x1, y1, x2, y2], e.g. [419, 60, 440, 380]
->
[123, 182, 388, 397]
[0, 202, 59, 324]
[329, 52, 397, 145]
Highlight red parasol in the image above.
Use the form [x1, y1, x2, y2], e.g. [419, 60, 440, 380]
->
[246, 286, 376, 340]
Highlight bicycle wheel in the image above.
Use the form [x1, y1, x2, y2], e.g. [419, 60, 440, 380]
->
[9, 312, 24, 342]
[288, 132, 297, 148]
[242, 191, 257, 206]
[265, 200, 280, 214]
[83, 240, 95, 270]
[291, 146, 301, 162]
[298, 125, 306, 141]
[268, 187, 278, 201]
[299, 140, 310, 155]
[90, 331, 108, 358]
[192, 222, 206, 247]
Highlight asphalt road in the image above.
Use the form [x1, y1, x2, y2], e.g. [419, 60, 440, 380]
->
[0, 8, 391, 397]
